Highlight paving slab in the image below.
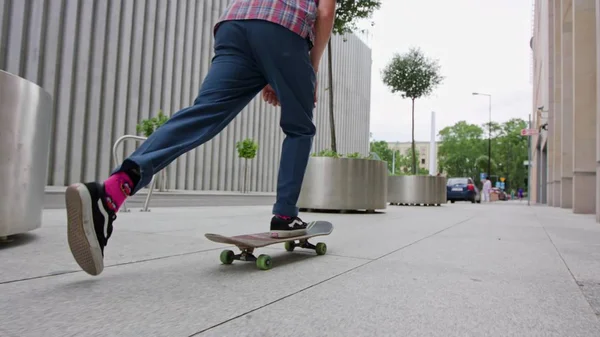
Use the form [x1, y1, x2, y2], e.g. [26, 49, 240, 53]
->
[0, 250, 363, 337]
[1, 201, 600, 336]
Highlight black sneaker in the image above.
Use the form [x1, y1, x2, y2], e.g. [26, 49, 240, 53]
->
[270, 216, 309, 238]
[65, 182, 116, 276]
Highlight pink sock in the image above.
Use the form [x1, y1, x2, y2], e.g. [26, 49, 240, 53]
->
[276, 215, 292, 220]
[103, 172, 133, 212]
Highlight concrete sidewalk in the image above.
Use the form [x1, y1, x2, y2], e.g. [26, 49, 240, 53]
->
[1, 202, 600, 336]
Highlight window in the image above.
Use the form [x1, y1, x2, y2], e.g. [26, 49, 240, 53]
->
[447, 178, 469, 186]
[421, 158, 425, 164]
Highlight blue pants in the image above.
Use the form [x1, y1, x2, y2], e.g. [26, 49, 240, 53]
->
[114, 20, 317, 217]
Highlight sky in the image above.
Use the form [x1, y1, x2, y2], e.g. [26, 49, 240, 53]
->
[359, 0, 534, 143]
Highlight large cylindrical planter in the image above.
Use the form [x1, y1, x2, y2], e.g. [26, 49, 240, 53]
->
[387, 175, 447, 206]
[0, 70, 53, 237]
[297, 157, 388, 211]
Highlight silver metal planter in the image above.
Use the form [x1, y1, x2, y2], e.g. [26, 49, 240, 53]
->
[0, 70, 53, 237]
[297, 157, 388, 212]
[387, 175, 447, 206]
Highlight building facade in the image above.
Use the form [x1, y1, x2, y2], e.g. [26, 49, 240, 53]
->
[0, 0, 372, 193]
[387, 141, 440, 172]
[529, 0, 600, 220]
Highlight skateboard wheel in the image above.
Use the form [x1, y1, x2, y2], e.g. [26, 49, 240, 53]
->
[284, 241, 295, 252]
[256, 254, 272, 270]
[315, 242, 327, 256]
[220, 250, 235, 265]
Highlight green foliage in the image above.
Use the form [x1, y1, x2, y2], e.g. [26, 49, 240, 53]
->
[136, 110, 169, 137]
[369, 140, 429, 175]
[236, 138, 259, 160]
[381, 47, 443, 174]
[311, 150, 371, 159]
[333, 0, 382, 35]
[369, 140, 393, 164]
[381, 47, 443, 100]
[437, 118, 529, 190]
[312, 149, 340, 158]
[392, 150, 429, 176]
[345, 152, 362, 159]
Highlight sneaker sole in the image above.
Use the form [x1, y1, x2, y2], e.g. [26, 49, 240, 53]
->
[270, 229, 308, 238]
[65, 184, 104, 276]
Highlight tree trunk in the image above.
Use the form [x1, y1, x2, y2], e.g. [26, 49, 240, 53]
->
[160, 170, 167, 192]
[243, 158, 248, 194]
[327, 41, 337, 153]
[411, 98, 417, 174]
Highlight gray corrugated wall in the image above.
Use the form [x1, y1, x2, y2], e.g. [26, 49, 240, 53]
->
[0, 0, 372, 192]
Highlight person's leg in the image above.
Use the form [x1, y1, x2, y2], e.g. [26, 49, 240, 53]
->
[65, 21, 267, 275]
[246, 20, 317, 238]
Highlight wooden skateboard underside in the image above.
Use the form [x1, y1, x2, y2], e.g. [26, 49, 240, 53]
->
[205, 220, 333, 249]
[204, 220, 333, 270]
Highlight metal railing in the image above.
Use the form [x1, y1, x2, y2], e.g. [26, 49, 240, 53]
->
[112, 135, 156, 212]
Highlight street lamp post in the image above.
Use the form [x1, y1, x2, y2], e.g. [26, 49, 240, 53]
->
[472, 92, 492, 180]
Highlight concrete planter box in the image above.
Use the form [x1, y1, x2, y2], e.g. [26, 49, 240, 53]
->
[297, 157, 388, 212]
[387, 175, 447, 206]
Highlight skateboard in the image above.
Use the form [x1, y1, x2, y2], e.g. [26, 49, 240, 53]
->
[204, 220, 333, 270]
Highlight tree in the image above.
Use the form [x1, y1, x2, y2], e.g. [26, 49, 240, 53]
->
[369, 140, 394, 171]
[491, 118, 528, 191]
[236, 138, 259, 193]
[326, 0, 381, 153]
[369, 140, 428, 175]
[393, 149, 429, 175]
[381, 47, 443, 174]
[437, 119, 529, 191]
[437, 121, 486, 180]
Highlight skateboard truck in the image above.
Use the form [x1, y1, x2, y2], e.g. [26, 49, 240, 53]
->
[285, 239, 327, 254]
[235, 249, 257, 262]
[219, 239, 327, 271]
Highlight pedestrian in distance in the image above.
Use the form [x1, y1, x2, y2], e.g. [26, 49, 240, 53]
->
[518, 188, 524, 201]
[482, 177, 492, 203]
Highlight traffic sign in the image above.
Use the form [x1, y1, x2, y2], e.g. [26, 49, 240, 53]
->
[500, 177, 505, 182]
[480, 173, 487, 180]
[521, 128, 538, 136]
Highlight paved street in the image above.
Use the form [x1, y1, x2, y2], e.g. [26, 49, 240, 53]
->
[2, 201, 600, 336]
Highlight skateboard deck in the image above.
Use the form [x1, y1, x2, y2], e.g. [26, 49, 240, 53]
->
[205, 220, 333, 270]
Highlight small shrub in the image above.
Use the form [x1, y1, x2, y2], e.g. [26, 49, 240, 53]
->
[345, 152, 362, 159]
[136, 110, 169, 137]
[236, 138, 259, 159]
[312, 149, 340, 158]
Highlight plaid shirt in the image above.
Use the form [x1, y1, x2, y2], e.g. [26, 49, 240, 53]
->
[216, 0, 319, 47]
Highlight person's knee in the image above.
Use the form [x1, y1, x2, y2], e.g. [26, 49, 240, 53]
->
[280, 118, 316, 138]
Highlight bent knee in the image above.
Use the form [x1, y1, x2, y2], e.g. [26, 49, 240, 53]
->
[280, 120, 316, 137]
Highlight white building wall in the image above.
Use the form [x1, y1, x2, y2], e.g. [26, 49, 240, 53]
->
[0, 0, 372, 192]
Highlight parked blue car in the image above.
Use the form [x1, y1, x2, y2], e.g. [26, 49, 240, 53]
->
[446, 177, 480, 203]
